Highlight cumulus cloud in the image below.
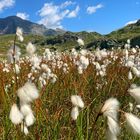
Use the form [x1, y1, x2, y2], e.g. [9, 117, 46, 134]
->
[0, 0, 15, 12]
[125, 20, 138, 26]
[60, 1, 75, 8]
[16, 12, 29, 20]
[87, 4, 103, 14]
[38, 1, 80, 29]
[67, 6, 80, 18]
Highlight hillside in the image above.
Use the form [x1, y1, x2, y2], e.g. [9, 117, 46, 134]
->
[0, 16, 65, 36]
[0, 16, 140, 57]
[107, 20, 140, 42]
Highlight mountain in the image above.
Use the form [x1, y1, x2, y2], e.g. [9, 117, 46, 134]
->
[0, 16, 140, 55]
[107, 19, 140, 40]
[0, 16, 65, 36]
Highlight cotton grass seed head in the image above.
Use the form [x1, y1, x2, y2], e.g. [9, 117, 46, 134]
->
[17, 82, 39, 104]
[26, 42, 36, 56]
[9, 104, 23, 125]
[25, 112, 35, 127]
[125, 113, 140, 135]
[71, 95, 84, 108]
[16, 27, 24, 42]
[101, 98, 120, 120]
[128, 86, 140, 104]
[71, 106, 79, 120]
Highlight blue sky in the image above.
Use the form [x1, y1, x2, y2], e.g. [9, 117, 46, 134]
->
[0, 0, 140, 34]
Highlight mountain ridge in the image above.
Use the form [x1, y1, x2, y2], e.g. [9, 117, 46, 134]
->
[0, 16, 65, 36]
[0, 16, 140, 53]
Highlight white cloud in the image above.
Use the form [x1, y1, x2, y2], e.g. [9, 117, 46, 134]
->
[38, 2, 80, 29]
[67, 6, 80, 18]
[125, 20, 138, 26]
[0, 0, 15, 12]
[16, 12, 29, 20]
[60, 1, 75, 8]
[87, 4, 103, 14]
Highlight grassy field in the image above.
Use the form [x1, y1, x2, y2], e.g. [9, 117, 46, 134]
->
[1, 34, 140, 140]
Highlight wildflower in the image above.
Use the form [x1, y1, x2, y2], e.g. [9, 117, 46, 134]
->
[128, 71, 133, 80]
[21, 123, 29, 135]
[106, 129, 117, 140]
[17, 82, 39, 104]
[71, 106, 79, 120]
[78, 66, 83, 74]
[131, 67, 140, 77]
[16, 27, 24, 42]
[9, 104, 23, 124]
[80, 56, 89, 69]
[125, 113, 140, 134]
[71, 95, 84, 108]
[126, 60, 134, 67]
[20, 104, 32, 116]
[26, 42, 36, 56]
[107, 116, 120, 136]
[101, 98, 120, 120]
[77, 38, 84, 46]
[128, 86, 140, 104]
[7, 46, 21, 63]
[15, 64, 20, 74]
[25, 112, 35, 126]
[129, 102, 133, 112]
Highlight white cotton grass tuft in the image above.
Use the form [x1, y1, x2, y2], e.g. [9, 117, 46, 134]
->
[125, 113, 140, 135]
[131, 67, 140, 77]
[16, 27, 24, 42]
[20, 104, 32, 116]
[101, 98, 120, 120]
[25, 112, 35, 126]
[15, 64, 20, 74]
[77, 38, 84, 46]
[128, 86, 140, 104]
[7, 45, 21, 63]
[106, 129, 117, 140]
[128, 71, 133, 80]
[71, 106, 79, 120]
[17, 82, 39, 104]
[129, 102, 134, 112]
[107, 116, 120, 136]
[21, 123, 29, 135]
[23, 82, 39, 100]
[71, 95, 84, 108]
[26, 42, 36, 56]
[9, 104, 23, 124]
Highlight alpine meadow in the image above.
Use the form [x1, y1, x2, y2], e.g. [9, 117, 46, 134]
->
[0, 0, 140, 140]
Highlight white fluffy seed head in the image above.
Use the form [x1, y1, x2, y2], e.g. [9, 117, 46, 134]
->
[131, 67, 140, 77]
[20, 104, 32, 116]
[17, 82, 39, 104]
[71, 106, 79, 120]
[128, 71, 133, 80]
[21, 123, 29, 135]
[128, 86, 140, 104]
[26, 42, 36, 55]
[101, 98, 120, 120]
[16, 27, 24, 42]
[125, 113, 140, 135]
[17, 87, 32, 104]
[9, 104, 23, 125]
[107, 116, 120, 136]
[15, 64, 20, 74]
[23, 82, 39, 100]
[77, 38, 84, 46]
[25, 112, 35, 126]
[71, 95, 84, 108]
[106, 129, 117, 140]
